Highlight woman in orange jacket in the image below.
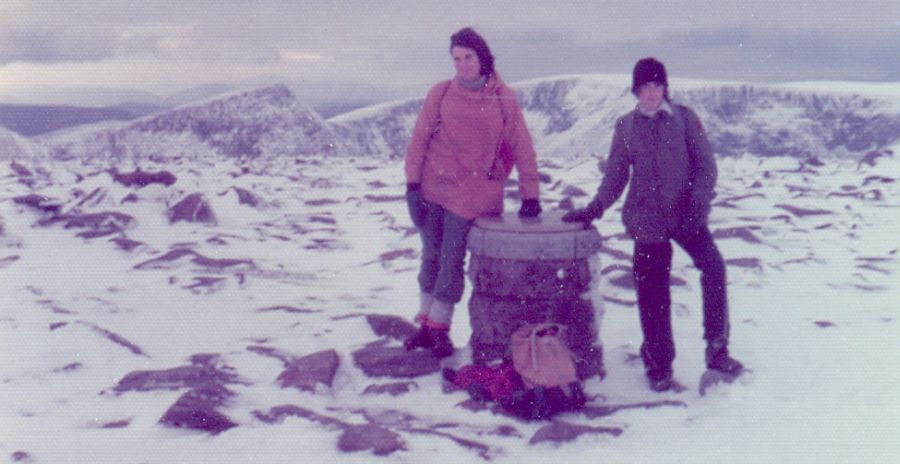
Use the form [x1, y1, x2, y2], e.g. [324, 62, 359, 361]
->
[403, 27, 542, 357]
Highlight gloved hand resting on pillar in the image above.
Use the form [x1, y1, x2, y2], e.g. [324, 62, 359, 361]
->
[561, 198, 604, 226]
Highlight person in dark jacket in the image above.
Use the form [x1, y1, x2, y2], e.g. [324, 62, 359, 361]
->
[563, 57, 743, 392]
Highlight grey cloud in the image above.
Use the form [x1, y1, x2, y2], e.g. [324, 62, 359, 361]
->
[0, 26, 117, 63]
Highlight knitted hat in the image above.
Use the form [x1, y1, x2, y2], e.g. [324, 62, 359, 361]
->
[632, 57, 668, 95]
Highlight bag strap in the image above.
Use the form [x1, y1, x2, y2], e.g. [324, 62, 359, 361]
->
[486, 85, 515, 179]
[524, 323, 568, 371]
[430, 80, 453, 136]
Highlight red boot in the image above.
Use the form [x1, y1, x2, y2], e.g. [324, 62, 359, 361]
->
[403, 325, 433, 351]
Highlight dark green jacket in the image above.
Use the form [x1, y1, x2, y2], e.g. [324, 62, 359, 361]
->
[594, 103, 716, 243]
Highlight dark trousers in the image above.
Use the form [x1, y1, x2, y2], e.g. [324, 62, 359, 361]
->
[418, 202, 474, 305]
[633, 225, 730, 379]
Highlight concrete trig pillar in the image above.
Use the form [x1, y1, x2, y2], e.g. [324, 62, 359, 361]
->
[466, 211, 605, 380]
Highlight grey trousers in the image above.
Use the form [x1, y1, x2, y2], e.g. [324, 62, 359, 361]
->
[417, 202, 474, 305]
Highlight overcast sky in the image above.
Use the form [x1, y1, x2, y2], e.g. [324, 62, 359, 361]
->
[1, 1, 899, 106]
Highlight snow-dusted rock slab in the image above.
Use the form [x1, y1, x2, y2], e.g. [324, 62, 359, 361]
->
[352, 343, 441, 378]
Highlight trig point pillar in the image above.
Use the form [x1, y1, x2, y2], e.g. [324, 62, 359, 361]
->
[466, 211, 605, 380]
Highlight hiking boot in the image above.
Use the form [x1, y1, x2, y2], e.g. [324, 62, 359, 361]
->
[707, 353, 744, 375]
[648, 374, 674, 392]
[706, 341, 744, 375]
[403, 326, 432, 351]
[646, 366, 674, 392]
[429, 328, 454, 358]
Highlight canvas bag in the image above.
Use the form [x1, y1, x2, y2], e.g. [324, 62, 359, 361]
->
[502, 323, 585, 420]
[510, 323, 578, 388]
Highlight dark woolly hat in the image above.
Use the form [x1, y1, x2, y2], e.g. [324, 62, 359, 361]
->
[632, 57, 668, 95]
[450, 27, 495, 77]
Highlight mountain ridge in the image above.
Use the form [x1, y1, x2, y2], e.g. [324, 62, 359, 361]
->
[7, 75, 900, 165]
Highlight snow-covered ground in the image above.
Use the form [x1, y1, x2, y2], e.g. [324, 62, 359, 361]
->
[1, 136, 898, 462]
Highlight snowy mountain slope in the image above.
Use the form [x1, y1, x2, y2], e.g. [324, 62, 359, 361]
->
[34, 85, 343, 167]
[27, 76, 900, 169]
[0, 126, 40, 161]
[331, 74, 900, 161]
[1, 135, 898, 462]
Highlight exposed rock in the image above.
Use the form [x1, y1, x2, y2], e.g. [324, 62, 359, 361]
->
[858, 150, 885, 168]
[52, 362, 82, 372]
[774, 204, 834, 218]
[352, 344, 441, 378]
[364, 194, 404, 202]
[112, 354, 240, 394]
[304, 198, 340, 206]
[110, 168, 176, 188]
[10, 161, 32, 176]
[231, 187, 259, 207]
[529, 421, 622, 445]
[725, 257, 763, 269]
[362, 381, 417, 396]
[0, 255, 20, 268]
[10, 451, 32, 462]
[337, 423, 406, 455]
[133, 248, 254, 271]
[561, 185, 588, 197]
[113, 354, 242, 435]
[713, 226, 763, 244]
[581, 400, 687, 418]
[100, 419, 131, 429]
[490, 425, 522, 438]
[167, 193, 216, 224]
[365, 314, 417, 341]
[110, 236, 144, 251]
[557, 197, 574, 210]
[255, 305, 319, 314]
[37, 211, 135, 239]
[182, 276, 228, 294]
[12, 194, 63, 213]
[160, 382, 237, 434]
[376, 248, 416, 263]
[606, 273, 686, 290]
[253, 404, 345, 429]
[76, 321, 147, 356]
[276, 349, 340, 392]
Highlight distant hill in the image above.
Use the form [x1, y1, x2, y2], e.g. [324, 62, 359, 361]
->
[37, 84, 342, 166]
[25, 76, 900, 166]
[0, 103, 168, 137]
[331, 75, 900, 160]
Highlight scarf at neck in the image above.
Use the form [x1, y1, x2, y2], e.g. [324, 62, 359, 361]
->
[459, 75, 488, 90]
[638, 100, 673, 117]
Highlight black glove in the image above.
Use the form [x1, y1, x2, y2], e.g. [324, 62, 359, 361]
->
[406, 183, 428, 227]
[561, 198, 604, 225]
[518, 198, 542, 218]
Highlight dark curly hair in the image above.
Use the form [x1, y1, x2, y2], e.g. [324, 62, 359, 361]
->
[450, 27, 495, 78]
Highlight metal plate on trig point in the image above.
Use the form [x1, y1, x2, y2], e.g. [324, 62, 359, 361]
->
[468, 211, 601, 260]
[473, 211, 586, 234]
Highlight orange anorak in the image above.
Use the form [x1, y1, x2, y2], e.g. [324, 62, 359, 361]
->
[404, 75, 540, 220]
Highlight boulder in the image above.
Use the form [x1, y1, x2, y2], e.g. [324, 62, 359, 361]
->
[167, 193, 215, 224]
[110, 168, 177, 188]
[12, 194, 63, 213]
[276, 349, 340, 392]
[337, 424, 406, 455]
[362, 381, 417, 396]
[159, 382, 237, 434]
[529, 421, 622, 445]
[365, 314, 417, 341]
[352, 344, 440, 378]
